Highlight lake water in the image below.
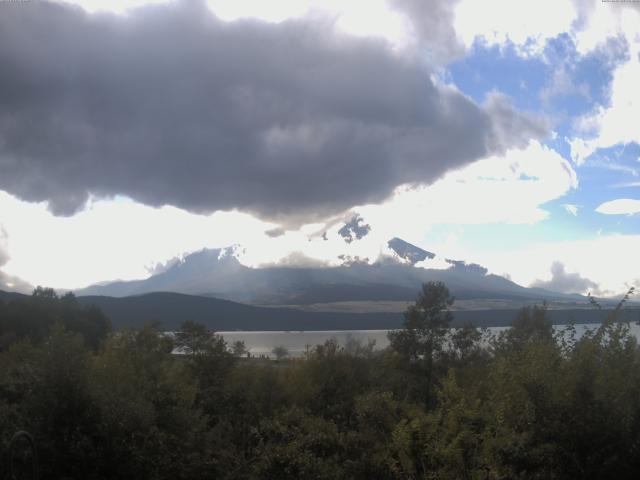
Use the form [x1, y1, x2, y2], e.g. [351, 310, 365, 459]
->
[219, 322, 640, 358]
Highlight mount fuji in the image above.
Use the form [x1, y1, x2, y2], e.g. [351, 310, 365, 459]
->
[77, 238, 585, 309]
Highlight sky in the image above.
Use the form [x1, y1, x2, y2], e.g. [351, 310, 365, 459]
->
[0, 0, 639, 296]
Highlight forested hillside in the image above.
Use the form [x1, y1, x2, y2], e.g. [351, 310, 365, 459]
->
[1, 284, 640, 479]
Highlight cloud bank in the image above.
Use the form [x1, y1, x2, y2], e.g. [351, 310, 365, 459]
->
[0, 0, 546, 225]
[532, 261, 598, 295]
[0, 227, 32, 293]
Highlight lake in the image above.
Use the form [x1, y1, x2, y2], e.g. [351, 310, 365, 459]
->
[219, 322, 640, 358]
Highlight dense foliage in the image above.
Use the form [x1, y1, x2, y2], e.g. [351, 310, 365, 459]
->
[1, 284, 640, 479]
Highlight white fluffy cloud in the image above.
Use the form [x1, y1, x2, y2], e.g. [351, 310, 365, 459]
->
[570, 49, 640, 164]
[596, 198, 640, 216]
[459, 234, 640, 296]
[571, 1, 640, 56]
[0, 191, 277, 288]
[568, 5, 640, 163]
[453, 0, 576, 55]
[453, 0, 639, 59]
[358, 140, 577, 229]
[531, 261, 597, 295]
[0, 226, 32, 293]
[452, 0, 640, 169]
[567, 137, 596, 166]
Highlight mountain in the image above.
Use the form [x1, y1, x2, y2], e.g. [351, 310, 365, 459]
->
[78, 239, 587, 307]
[388, 237, 435, 265]
[0, 289, 28, 304]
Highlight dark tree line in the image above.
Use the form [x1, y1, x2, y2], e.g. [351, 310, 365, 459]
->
[0, 287, 110, 350]
[1, 283, 640, 479]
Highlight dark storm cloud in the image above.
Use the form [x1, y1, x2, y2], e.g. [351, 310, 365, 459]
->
[532, 261, 598, 294]
[0, 0, 548, 224]
[265, 227, 286, 238]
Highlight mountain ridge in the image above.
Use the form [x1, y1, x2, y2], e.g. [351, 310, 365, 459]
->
[76, 239, 588, 307]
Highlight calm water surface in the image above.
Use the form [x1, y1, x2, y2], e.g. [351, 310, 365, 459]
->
[219, 323, 640, 358]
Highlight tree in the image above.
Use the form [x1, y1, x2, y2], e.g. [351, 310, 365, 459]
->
[0, 288, 110, 349]
[272, 345, 289, 361]
[231, 340, 248, 357]
[175, 321, 235, 422]
[90, 324, 210, 479]
[28, 324, 95, 479]
[388, 281, 454, 362]
[449, 321, 483, 362]
[504, 303, 553, 347]
[174, 320, 216, 356]
[387, 282, 454, 408]
[32, 286, 58, 300]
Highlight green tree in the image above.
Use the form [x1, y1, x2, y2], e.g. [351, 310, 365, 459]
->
[26, 324, 97, 479]
[388, 281, 454, 362]
[231, 340, 248, 357]
[387, 282, 454, 407]
[174, 320, 217, 356]
[272, 345, 289, 361]
[307, 339, 373, 423]
[252, 408, 346, 479]
[175, 321, 236, 425]
[90, 324, 211, 479]
[500, 303, 553, 350]
[0, 288, 110, 350]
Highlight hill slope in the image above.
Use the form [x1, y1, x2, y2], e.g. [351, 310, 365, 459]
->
[76, 292, 404, 330]
[3, 289, 636, 330]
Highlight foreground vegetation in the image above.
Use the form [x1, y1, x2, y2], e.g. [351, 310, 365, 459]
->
[1, 284, 640, 479]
